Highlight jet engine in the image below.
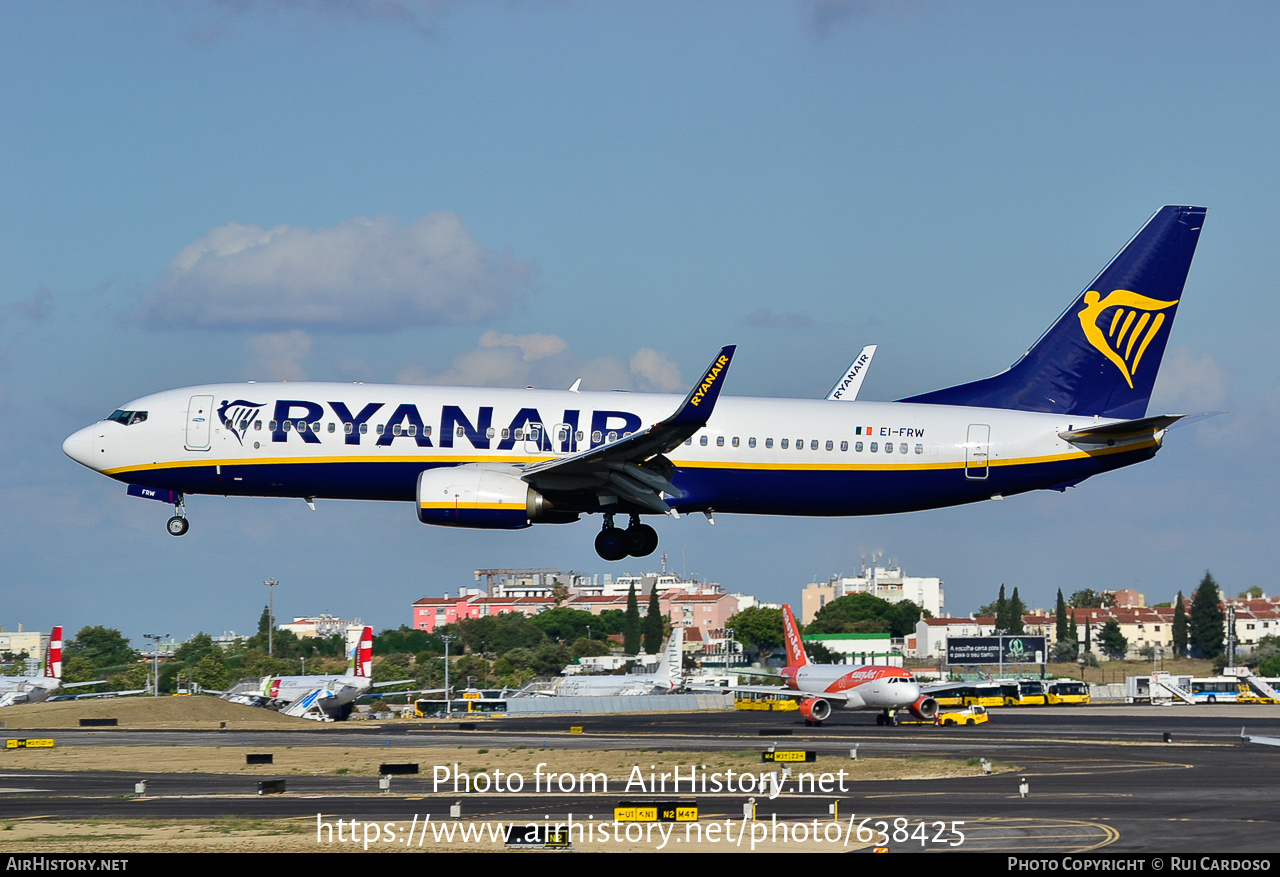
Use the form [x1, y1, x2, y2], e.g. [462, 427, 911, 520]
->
[416, 465, 576, 529]
[909, 695, 939, 720]
[798, 697, 832, 723]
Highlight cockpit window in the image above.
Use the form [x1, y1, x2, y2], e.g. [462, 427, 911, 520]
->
[107, 409, 147, 426]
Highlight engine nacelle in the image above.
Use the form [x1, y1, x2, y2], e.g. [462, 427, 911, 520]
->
[417, 465, 573, 529]
[909, 695, 939, 720]
[798, 697, 832, 723]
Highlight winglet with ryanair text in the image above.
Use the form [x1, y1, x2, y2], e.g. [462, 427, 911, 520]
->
[666, 345, 736, 428]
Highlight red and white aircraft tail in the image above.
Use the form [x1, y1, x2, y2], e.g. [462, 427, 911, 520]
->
[44, 626, 63, 680]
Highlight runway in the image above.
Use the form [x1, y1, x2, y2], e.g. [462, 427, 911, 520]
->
[3, 705, 1278, 853]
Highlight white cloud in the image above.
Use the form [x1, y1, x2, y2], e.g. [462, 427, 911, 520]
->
[397, 334, 684, 393]
[1149, 346, 1230, 413]
[142, 213, 534, 332]
[245, 329, 312, 381]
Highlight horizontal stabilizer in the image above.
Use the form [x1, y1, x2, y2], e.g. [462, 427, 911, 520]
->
[1058, 414, 1185, 443]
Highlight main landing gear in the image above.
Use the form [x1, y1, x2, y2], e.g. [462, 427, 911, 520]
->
[594, 513, 658, 561]
[166, 495, 189, 537]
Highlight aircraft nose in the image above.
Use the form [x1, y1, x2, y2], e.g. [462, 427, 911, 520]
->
[62, 426, 98, 470]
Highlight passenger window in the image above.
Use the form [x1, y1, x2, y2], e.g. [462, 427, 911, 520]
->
[593, 430, 603, 443]
[813, 440, 820, 450]
[885, 442, 893, 453]
[576, 431, 584, 441]
[270, 420, 278, 431]
[344, 423, 353, 434]
[328, 422, 336, 434]
[748, 437, 756, 448]
[684, 438, 692, 445]
[700, 435, 708, 446]
[456, 426, 465, 438]
[765, 438, 773, 448]
[360, 423, 368, 434]
[424, 426, 432, 437]
[900, 443, 908, 454]
[732, 437, 740, 448]
[408, 424, 417, 436]
[716, 436, 725, 447]
[855, 441, 863, 452]
[606, 431, 617, 442]
[869, 442, 877, 452]
[282, 421, 292, 432]
[254, 420, 262, 431]
[502, 429, 510, 439]
[376, 424, 385, 435]
[488, 428, 497, 439]
[840, 441, 848, 452]
[781, 439, 789, 449]
[393, 424, 403, 436]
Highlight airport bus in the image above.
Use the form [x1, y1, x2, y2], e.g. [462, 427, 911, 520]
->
[733, 691, 799, 711]
[1003, 679, 1047, 706]
[1045, 680, 1090, 705]
[1187, 677, 1247, 704]
[414, 690, 510, 717]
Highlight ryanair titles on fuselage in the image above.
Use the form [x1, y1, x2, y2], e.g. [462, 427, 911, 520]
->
[220, 397, 644, 453]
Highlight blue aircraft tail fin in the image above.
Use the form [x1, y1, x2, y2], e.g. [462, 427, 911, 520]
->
[900, 206, 1206, 419]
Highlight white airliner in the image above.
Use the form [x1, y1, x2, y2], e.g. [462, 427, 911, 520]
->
[63, 206, 1206, 561]
[0, 627, 71, 707]
[706, 606, 935, 724]
[552, 628, 684, 697]
[222, 626, 405, 721]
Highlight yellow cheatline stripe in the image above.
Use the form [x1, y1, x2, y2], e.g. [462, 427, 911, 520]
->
[419, 502, 523, 510]
[103, 439, 1157, 479]
[103, 453, 549, 477]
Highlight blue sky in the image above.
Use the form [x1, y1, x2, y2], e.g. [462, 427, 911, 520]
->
[4, 1, 1278, 645]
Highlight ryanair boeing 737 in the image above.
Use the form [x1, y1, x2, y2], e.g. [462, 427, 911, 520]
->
[64, 206, 1206, 561]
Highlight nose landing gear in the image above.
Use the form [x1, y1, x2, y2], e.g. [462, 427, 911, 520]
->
[166, 495, 189, 536]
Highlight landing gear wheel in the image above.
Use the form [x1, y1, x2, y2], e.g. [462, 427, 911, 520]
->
[595, 526, 628, 561]
[625, 522, 659, 557]
[166, 516, 189, 537]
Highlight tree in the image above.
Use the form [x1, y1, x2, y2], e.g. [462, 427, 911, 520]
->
[808, 592, 925, 638]
[1189, 572, 1225, 660]
[1097, 619, 1128, 660]
[1008, 587, 1027, 635]
[64, 626, 138, 672]
[994, 584, 1009, 630]
[623, 584, 641, 656]
[725, 606, 785, 658]
[643, 588, 664, 655]
[1172, 592, 1189, 658]
[1054, 589, 1074, 646]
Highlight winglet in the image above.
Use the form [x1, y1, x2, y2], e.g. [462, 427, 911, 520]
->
[666, 345, 736, 428]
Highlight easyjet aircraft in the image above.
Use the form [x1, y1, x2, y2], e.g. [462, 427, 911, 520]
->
[64, 206, 1206, 561]
[707, 605, 936, 725]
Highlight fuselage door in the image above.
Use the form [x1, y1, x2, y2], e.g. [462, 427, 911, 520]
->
[185, 395, 215, 452]
[964, 424, 990, 480]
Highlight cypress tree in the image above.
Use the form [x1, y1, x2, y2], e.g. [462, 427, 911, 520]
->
[1055, 589, 1073, 644]
[643, 587, 664, 655]
[1008, 587, 1027, 635]
[623, 584, 641, 656]
[995, 584, 1009, 631]
[1172, 591, 1189, 658]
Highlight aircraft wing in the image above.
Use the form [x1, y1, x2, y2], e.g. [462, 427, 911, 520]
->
[1241, 728, 1280, 747]
[520, 346, 735, 514]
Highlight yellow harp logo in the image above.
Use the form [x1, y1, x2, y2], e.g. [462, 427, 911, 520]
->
[1077, 289, 1179, 388]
